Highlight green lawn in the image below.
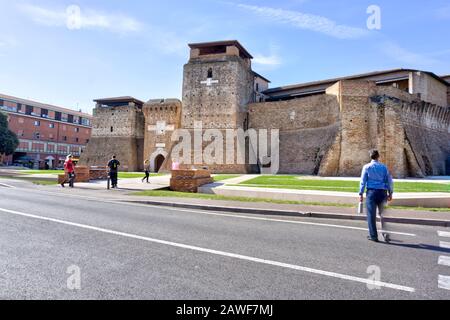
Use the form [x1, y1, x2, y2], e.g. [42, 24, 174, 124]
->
[19, 170, 63, 175]
[237, 176, 450, 193]
[213, 174, 241, 182]
[18, 170, 165, 179]
[133, 189, 355, 207]
[132, 189, 450, 212]
[0, 175, 58, 186]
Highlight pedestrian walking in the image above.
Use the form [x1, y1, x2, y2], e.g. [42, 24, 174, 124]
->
[107, 155, 120, 189]
[61, 154, 76, 188]
[359, 150, 394, 243]
[142, 160, 151, 183]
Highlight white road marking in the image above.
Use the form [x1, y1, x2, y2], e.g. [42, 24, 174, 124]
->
[1, 188, 416, 237]
[440, 242, 450, 250]
[438, 256, 450, 267]
[438, 231, 450, 238]
[0, 183, 15, 189]
[0, 207, 415, 293]
[438, 275, 450, 291]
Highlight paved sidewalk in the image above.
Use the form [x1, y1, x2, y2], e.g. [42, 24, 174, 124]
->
[199, 184, 450, 208]
[73, 176, 171, 191]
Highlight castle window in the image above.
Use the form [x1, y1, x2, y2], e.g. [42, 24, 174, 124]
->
[110, 126, 114, 132]
[207, 68, 213, 79]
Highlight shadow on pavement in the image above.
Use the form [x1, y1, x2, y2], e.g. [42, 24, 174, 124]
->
[381, 240, 450, 253]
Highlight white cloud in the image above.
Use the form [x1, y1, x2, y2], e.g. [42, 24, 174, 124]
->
[18, 3, 142, 34]
[147, 27, 188, 55]
[381, 42, 439, 67]
[253, 53, 282, 66]
[236, 4, 368, 39]
[0, 36, 18, 49]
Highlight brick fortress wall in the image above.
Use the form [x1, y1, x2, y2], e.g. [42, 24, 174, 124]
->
[142, 99, 182, 172]
[250, 80, 450, 178]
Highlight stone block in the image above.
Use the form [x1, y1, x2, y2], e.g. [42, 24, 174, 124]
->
[170, 169, 213, 193]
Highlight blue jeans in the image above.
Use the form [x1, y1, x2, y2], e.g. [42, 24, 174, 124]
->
[366, 189, 388, 239]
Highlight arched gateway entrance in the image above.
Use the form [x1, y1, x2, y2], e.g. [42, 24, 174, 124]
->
[155, 154, 165, 172]
[149, 150, 169, 173]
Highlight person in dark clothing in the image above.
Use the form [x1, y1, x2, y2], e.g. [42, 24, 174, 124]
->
[142, 160, 150, 183]
[107, 155, 120, 189]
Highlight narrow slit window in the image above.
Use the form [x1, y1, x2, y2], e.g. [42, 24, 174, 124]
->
[207, 68, 213, 79]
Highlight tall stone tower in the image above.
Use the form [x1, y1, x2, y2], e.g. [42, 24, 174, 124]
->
[79, 97, 145, 172]
[181, 40, 256, 173]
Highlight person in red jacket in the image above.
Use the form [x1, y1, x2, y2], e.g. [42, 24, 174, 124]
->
[61, 154, 76, 188]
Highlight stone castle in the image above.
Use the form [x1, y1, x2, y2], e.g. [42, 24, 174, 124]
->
[80, 40, 450, 178]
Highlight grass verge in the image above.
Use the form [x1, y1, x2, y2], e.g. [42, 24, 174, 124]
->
[131, 189, 449, 212]
[16, 171, 165, 179]
[0, 175, 58, 186]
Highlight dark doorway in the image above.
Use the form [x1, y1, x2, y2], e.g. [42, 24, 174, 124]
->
[155, 154, 165, 173]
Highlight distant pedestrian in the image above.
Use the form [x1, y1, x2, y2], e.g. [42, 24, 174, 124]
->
[108, 155, 120, 189]
[61, 154, 76, 188]
[359, 150, 394, 243]
[142, 160, 150, 183]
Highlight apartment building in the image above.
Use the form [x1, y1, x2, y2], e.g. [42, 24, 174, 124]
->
[0, 93, 93, 169]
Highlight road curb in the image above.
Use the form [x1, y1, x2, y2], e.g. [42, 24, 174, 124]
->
[124, 200, 450, 227]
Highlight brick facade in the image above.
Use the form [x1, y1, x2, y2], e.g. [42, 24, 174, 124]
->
[0, 94, 92, 168]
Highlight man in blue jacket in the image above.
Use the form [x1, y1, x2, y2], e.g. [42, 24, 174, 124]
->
[359, 150, 394, 243]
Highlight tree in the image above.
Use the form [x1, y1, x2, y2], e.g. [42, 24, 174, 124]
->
[0, 112, 19, 156]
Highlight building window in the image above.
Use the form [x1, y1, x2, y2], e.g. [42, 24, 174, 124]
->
[86, 139, 90, 144]
[75, 138, 79, 143]
[63, 136, 67, 141]
[41, 108, 49, 118]
[25, 105, 33, 115]
[34, 132, 40, 140]
[207, 68, 213, 79]
[256, 83, 259, 92]
[49, 123, 55, 129]
[110, 126, 114, 132]
[75, 127, 80, 133]
[34, 120, 40, 126]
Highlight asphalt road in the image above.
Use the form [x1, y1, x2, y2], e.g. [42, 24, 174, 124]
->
[0, 181, 449, 300]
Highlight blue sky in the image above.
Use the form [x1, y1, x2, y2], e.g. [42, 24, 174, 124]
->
[0, 0, 449, 114]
